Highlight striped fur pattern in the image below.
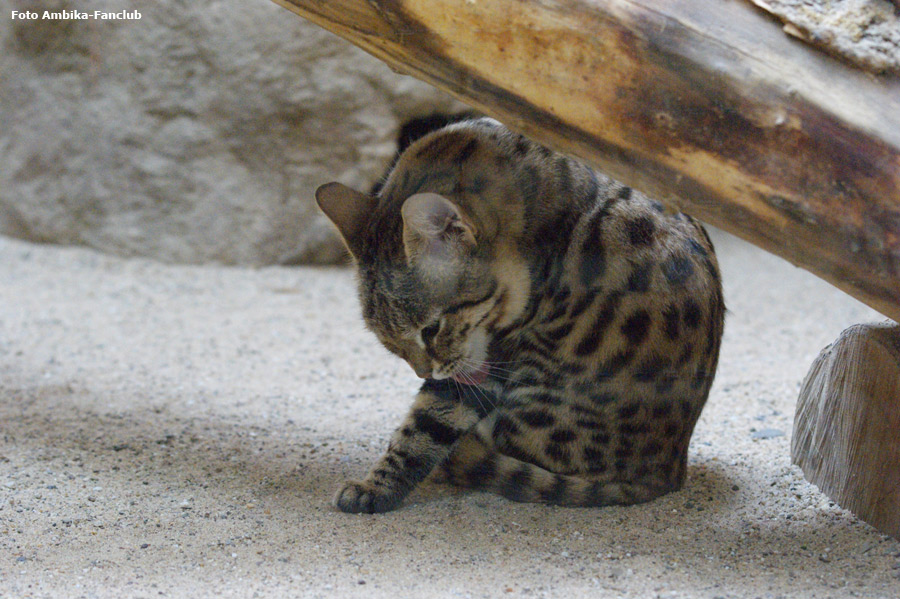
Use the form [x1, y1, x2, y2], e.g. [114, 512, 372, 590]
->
[316, 118, 725, 513]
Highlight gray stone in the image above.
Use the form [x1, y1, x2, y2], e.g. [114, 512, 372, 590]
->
[748, 0, 900, 75]
[0, 0, 464, 264]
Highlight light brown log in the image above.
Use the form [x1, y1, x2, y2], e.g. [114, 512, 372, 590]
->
[270, 0, 900, 321]
[793, 322, 900, 540]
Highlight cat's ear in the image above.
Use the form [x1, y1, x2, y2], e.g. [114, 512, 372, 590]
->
[401, 193, 477, 265]
[315, 182, 379, 259]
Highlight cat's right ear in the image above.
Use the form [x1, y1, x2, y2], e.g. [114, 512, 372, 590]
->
[315, 182, 379, 259]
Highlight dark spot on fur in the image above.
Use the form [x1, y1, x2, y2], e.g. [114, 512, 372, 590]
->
[514, 137, 530, 156]
[683, 299, 703, 329]
[496, 440, 536, 464]
[579, 251, 606, 288]
[663, 304, 680, 340]
[493, 414, 520, 438]
[663, 422, 680, 438]
[466, 455, 498, 487]
[618, 404, 640, 419]
[575, 301, 617, 356]
[502, 465, 534, 502]
[519, 410, 555, 428]
[617, 186, 633, 200]
[627, 262, 653, 293]
[544, 322, 574, 341]
[621, 310, 651, 346]
[454, 139, 479, 163]
[584, 446, 608, 463]
[545, 443, 571, 465]
[550, 429, 577, 444]
[579, 212, 608, 286]
[592, 392, 617, 405]
[568, 294, 595, 320]
[615, 445, 634, 459]
[575, 418, 605, 430]
[663, 255, 694, 285]
[541, 475, 569, 503]
[543, 301, 568, 323]
[676, 342, 695, 367]
[535, 393, 563, 406]
[692, 368, 708, 390]
[465, 176, 488, 195]
[404, 455, 423, 472]
[414, 132, 458, 159]
[619, 422, 651, 435]
[413, 411, 459, 445]
[591, 432, 611, 445]
[655, 376, 676, 394]
[552, 285, 571, 304]
[642, 441, 664, 457]
[626, 216, 656, 246]
[603, 349, 636, 374]
[634, 355, 669, 383]
[651, 403, 672, 419]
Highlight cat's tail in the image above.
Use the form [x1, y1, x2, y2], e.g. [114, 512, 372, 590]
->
[442, 433, 677, 507]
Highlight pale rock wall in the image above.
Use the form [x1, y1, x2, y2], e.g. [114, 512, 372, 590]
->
[0, 0, 464, 264]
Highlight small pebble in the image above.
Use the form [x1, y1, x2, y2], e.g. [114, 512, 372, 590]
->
[751, 428, 785, 440]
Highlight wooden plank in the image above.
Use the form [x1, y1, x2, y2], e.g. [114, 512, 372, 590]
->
[270, 0, 900, 321]
[793, 322, 900, 540]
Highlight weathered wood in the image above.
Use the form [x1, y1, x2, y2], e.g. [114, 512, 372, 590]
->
[793, 322, 900, 540]
[270, 0, 900, 322]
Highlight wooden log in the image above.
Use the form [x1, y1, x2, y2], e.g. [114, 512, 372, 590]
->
[793, 322, 900, 540]
[270, 0, 900, 322]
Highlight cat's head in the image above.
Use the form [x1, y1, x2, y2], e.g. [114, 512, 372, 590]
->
[316, 182, 511, 384]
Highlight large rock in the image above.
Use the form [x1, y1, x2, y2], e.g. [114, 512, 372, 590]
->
[0, 0, 464, 264]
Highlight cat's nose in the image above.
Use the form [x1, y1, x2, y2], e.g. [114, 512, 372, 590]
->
[410, 362, 431, 379]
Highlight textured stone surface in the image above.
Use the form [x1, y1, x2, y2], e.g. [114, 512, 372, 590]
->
[0, 0, 463, 264]
[748, 0, 900, 75]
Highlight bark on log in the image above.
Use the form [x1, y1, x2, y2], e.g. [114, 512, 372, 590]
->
[793, 322, 900, 540]
[271, 0, 900, 321]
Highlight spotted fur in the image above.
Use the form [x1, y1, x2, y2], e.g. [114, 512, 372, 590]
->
[316, 118, 725, 513]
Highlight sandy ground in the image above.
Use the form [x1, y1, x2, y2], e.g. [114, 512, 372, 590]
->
[1, 229, 898, 599]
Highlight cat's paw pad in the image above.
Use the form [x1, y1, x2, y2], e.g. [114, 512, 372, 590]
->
[333, 480, 402, 514]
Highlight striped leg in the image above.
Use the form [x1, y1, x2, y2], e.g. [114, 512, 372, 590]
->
[334, 386, 483, 513]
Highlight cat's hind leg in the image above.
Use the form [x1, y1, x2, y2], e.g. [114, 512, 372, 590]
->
[442, 430, 675, 507]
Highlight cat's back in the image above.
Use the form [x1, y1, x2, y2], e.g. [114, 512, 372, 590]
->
[376, 118, 609, 243]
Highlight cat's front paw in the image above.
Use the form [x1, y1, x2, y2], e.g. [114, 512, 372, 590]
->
[333, 480, 403, 514]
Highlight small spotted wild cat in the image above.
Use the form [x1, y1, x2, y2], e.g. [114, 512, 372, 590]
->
[317, 118, 725, 513]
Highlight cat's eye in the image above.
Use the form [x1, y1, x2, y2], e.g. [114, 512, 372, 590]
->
[420, 320, 441, 345]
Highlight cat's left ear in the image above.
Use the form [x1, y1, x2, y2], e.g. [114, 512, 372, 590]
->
[316, 182, 379, 259]
[401, 193, 477, 265]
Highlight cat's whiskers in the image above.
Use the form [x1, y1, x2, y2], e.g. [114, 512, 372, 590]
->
[452, 375, 496, 413]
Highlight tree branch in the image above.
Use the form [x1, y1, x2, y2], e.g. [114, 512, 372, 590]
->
[271, 0, 900, 321]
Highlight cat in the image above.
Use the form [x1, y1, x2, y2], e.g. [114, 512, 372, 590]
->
[316, 118, 725, 513]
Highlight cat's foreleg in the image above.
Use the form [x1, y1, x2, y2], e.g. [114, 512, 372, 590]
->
[333, 385, 484, 513]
